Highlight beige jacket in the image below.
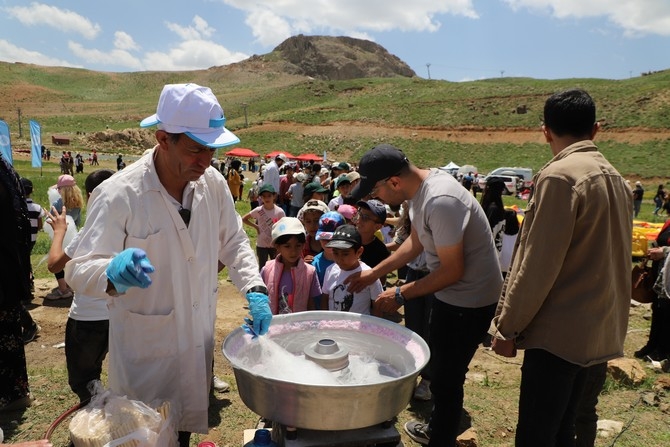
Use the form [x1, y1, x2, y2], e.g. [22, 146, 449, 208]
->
[490, 140, 633, 366]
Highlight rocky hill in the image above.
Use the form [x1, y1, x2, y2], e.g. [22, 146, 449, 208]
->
[244, 34, 416, 81]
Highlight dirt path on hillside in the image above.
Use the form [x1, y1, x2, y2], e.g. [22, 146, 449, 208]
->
[239, 121, 670, 145]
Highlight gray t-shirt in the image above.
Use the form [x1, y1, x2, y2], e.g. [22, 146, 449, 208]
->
[410, 169, 502, 308]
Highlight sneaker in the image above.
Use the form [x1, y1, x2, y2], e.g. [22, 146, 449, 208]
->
[413, 378, 432, 401]
[45, 288, 74, 300]
[404, 420, 430, 445]
[23, 323, 41, 344]
[212, 376, 230, 392]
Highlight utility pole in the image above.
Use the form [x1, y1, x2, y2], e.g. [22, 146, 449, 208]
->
[17, 108, 22, 138]
[426, 63, 431, 80]
[241, 103, 248, 128]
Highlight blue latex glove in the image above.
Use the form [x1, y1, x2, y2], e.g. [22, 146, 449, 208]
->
[245, 292, 272, 336]
[106, 248, 155, 294]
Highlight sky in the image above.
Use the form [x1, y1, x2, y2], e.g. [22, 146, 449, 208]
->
[0, 0, 669, 82]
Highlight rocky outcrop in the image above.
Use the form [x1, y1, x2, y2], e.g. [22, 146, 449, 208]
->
[271, 35, 416, 81]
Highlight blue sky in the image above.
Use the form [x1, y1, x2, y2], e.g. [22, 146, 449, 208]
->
[0, 0, 668, 81]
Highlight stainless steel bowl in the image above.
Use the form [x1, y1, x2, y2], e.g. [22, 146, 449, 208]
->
[222, 311, 430, 431]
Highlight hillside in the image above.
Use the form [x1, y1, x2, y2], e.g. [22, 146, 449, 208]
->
[0, 35, 669, 177]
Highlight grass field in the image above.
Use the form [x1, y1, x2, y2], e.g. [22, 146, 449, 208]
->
[2, 61, 669, 445]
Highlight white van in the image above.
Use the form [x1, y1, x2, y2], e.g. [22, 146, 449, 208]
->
[489, 167, 533, 183]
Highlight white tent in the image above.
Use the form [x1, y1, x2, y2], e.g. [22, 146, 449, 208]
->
[458, 164, 478, 174]
[441, 161, 460, 171]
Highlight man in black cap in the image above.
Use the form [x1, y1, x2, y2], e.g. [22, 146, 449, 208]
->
[346, 144, 502, 446]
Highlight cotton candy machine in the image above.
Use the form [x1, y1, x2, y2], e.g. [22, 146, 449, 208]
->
[223, 311, 430, 444]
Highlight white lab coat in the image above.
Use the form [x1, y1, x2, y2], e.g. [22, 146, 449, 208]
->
[65, 151, 263, 433]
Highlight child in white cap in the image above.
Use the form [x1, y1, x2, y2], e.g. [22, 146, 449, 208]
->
[260, 217, 321, 313]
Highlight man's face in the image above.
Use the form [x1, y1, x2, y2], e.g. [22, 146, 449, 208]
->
[157, 132, 214, 183]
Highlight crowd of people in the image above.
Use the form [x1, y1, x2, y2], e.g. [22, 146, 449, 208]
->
[2, 84, 669, 447]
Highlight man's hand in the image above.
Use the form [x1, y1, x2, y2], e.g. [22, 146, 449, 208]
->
[344, 269, 379, 294]
[491, 338, 517, 358]
[374, 289, 402, 315]
[245, 292, 272, 336]
[105, 248, 155, 294]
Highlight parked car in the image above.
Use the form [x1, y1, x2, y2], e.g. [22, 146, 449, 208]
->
[477, 175, 518, 196]
[488, 167, 533, 188]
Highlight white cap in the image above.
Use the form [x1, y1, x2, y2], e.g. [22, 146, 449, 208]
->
[140, 83, 239, 148]
[271, 217, 306, 244]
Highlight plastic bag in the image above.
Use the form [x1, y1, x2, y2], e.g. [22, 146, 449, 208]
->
[69, 384, 177, 447]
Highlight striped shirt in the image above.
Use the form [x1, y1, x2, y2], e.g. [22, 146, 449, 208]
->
[26, 198, 44, 244]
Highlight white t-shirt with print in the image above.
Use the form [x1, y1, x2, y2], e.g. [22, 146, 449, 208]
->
[322, 262, 383, 314]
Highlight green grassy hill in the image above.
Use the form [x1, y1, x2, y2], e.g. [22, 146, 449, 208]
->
[1, 60, 669, 177]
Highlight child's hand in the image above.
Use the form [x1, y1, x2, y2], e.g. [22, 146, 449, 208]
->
[46, 206, 68, 234]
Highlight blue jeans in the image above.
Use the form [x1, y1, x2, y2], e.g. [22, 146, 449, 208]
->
[427, 300, 496, 447]
[516, 349, 588, 447]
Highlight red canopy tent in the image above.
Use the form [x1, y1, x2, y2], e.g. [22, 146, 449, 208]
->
[294, 153, 322, 162]
[265, 150, 295, 160]
[225, 147, 259, 158]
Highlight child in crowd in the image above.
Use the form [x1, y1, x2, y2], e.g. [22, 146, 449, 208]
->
[287, 172, 307, 217]
[297, 199, 330, 263]
[335, 204, 357, 224]
[260, 217, 321, 314]
[45, 169, 115, 402]
[46, 174, 84, 300]
[312, 211, 347, 287]
[247, 179, 260, 210]
[328, 175, 352, 210]
[302, 182, 329, 204]
[321, 225, 383, 316]
[18, 178, 42, 343]
[20, 178, 45, 298]
[354, 199, 391, 271]
[243, 184, 285, 270]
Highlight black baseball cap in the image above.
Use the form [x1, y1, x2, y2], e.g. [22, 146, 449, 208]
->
[351, 144, 409, 200]
[326, 224, 362, 249]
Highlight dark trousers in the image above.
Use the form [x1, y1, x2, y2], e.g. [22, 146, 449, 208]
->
[65, 318, 109, 403]
[516, 349, 588, 447]
[646, 297, 670, 356]
[575, 362, 608, 447]
[427, 300, 496, 447]
[256, 246, 277, 271]
[19, 304, 35, 332]
[178, 431, 191, 447]
[404, 268, 433, 380]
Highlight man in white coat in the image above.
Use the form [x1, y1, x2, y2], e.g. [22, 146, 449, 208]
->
[263, 153, 287, 195]
[65, 83, 272, 447]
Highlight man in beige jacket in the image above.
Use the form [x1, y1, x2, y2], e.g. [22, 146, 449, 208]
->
[489, 89, 632, 447]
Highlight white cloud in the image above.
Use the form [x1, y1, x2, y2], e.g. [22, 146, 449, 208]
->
[166, 15, 216, 41]
[114, 32, 140, 52]
[143, 39, 248, 71]
[503, 0, 670, 36]
[221, 0, 479, 47]
[68, 41, 143, 70]
[5, 2, 101, 39]
[0, 39, 79, 67]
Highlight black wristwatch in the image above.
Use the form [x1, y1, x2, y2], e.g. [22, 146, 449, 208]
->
[248, 285, 269, 295]
[394, 286, 406, 305]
